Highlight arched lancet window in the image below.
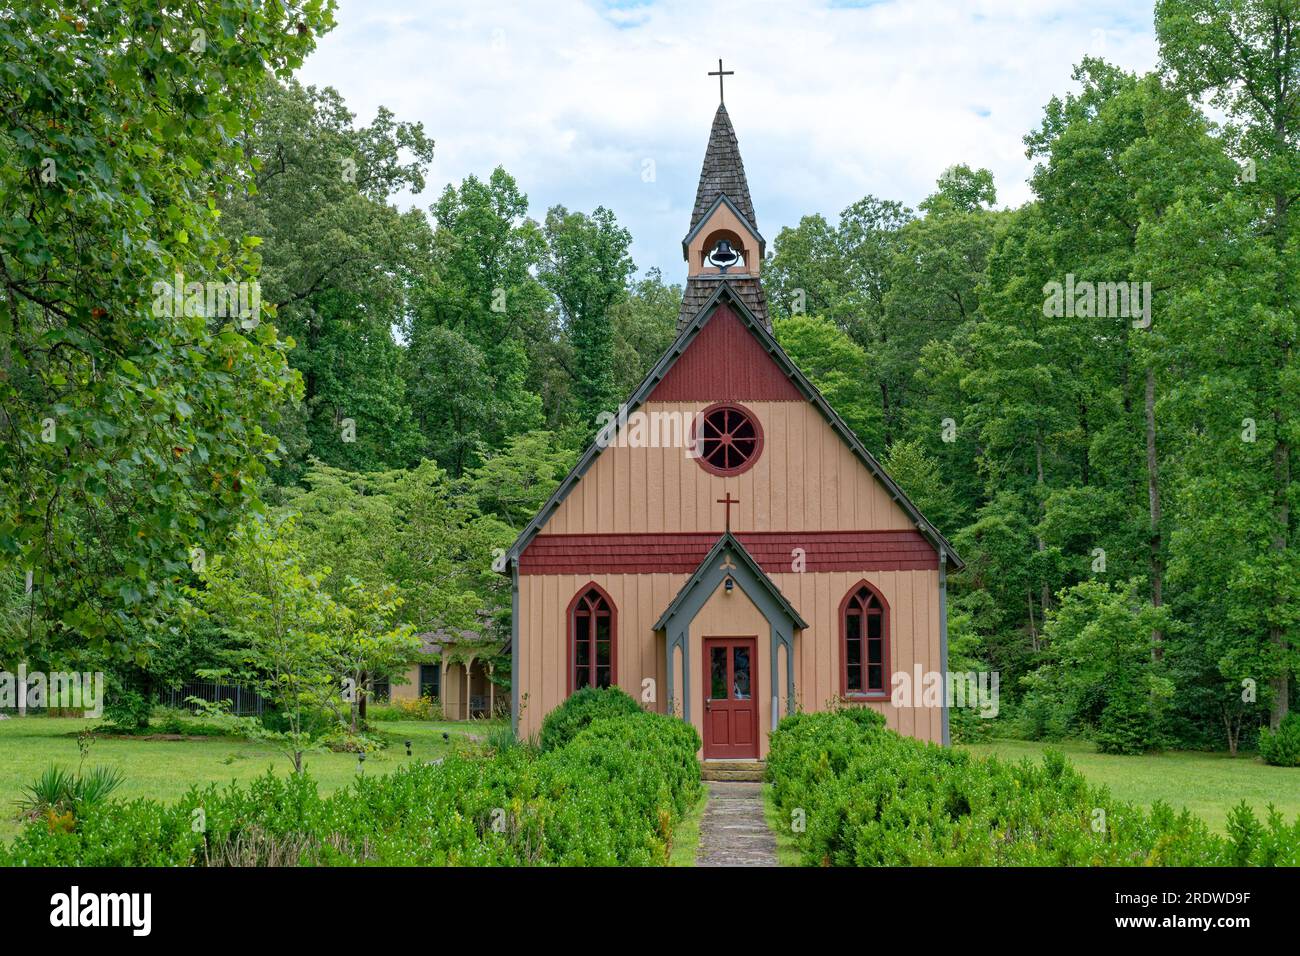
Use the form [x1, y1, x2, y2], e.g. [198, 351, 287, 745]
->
[568, 584, 616, 693]
[840, 582, 888, 697]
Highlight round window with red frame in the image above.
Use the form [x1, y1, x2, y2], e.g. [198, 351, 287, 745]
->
[694, 402, 763, 476]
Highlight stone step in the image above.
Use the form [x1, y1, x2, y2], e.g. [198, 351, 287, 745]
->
[701, 760, 766, 771]
[707, 764, 764, 780]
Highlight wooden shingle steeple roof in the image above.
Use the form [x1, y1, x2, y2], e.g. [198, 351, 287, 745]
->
[679, 104, 771, 332]
[690, 104, 758, 230]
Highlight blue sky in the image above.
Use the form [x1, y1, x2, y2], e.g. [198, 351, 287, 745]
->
[297, 0, 1159, 279]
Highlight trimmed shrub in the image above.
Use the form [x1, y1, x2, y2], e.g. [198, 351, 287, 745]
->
[538, 686, 643, 752]
[0, 705, 703, 868]
[765, 710, 1300, 867]
[1259, 713, 1300, 767]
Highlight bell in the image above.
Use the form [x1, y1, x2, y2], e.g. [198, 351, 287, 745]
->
[710, 239, 739, 268]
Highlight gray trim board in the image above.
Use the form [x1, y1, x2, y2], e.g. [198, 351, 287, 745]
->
[939, 551, 950, 746]
[511, 562, 520, 738]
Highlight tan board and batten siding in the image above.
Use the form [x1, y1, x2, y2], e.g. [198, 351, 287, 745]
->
[514, 399, 943, 754]
[540, 402, 915, 535]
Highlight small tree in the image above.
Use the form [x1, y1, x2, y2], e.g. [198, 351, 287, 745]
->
[195, 517, 341, 773]
[1032, 579, 1172, 754]
[331, 580, 421, 733]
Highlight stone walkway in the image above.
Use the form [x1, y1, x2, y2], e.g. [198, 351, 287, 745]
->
[695, 781, 779, 866]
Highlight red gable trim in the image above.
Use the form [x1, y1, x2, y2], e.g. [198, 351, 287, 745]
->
[518, 530, 939, 575]
[647, 302, 803, 402]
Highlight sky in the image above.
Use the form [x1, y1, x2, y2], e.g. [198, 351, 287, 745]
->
[296, 0, 1160, 279]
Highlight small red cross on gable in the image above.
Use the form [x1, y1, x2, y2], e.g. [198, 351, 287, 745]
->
[717, 491, 740, 532]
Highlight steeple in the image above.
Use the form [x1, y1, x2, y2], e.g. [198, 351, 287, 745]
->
[678, 100, 770, 332]
[690, 104, 758, 232]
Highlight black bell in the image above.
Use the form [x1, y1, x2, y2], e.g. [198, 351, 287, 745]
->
[708, 239, 739, 272]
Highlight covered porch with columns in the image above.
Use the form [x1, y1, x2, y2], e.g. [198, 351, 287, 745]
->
[654, 532, 805, 757]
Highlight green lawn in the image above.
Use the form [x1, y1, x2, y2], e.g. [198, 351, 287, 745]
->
[667, 790, 709, 866]
[0, 715, 505, 842]
[960, 738, 1300, 832]
[763, 784, 803, 867]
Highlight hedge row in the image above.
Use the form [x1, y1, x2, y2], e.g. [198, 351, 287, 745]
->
[766, 709, 1300, 866]
[1, 691, 702, 866]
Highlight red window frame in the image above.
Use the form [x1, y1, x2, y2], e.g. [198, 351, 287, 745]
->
[839, 580, 889, 699]
[567, 583, 617, 694]
[692, 401, 764, 476]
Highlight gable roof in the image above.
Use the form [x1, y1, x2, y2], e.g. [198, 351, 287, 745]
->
[690, 104, 758, 231]
[653, 531, 808, 632]
[682, 193, 767, 260]
[504, 282, 964, 571]
[678, 274, 769, 332]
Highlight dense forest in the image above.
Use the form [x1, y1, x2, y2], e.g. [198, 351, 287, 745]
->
[2, 1, 1298, 756]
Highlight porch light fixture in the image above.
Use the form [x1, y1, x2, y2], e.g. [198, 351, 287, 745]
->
[725, 575, 735, 593]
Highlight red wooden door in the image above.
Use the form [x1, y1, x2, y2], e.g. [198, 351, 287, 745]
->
[703, 636, 759, 759]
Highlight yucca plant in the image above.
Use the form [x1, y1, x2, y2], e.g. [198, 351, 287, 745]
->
[70, 765, 126, 809]
[16, 764, 125, 820]
[17, 766, 74, 819]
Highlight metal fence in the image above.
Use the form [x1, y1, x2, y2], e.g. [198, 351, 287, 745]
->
[157, 680, 266, 717]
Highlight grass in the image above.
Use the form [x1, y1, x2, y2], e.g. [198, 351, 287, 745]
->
[960, 738, 1300, 832]
[667, 790, 709, 866]
[762, 783, 803, 867]
[0, 715, 505, 842]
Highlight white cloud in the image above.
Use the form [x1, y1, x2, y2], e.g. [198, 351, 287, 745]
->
[297, 0, 1158, 277]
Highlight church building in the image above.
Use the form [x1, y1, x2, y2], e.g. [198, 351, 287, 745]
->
[501, 85, 963, 760]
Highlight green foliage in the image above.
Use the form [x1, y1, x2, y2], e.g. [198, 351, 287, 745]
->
[881, 438, 961, 532]
[0, 708, 702, 867]
[18, 764, 125, 820]
[192, 515, 411, 771]
[0, 0, 335, 651]
[1027, 580, 1172, 754]
[766, 710, 1300, 866]
[467, 431, 577, 527]
[540, 205, 635, 432]
[219, 78, 433, 480]
[280, 459, 511, 637]
[1259, 714, 1300, 768]
[102, 682, 153, 733]
[539, 686, 644, 753]
[774, 314, 884, 452]
[409, 168, 549, 474]
[609, 268, 681, 397]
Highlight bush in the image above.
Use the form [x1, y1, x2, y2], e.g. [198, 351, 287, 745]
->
[765, 710, 1300, 866]
[1095, 676, 1162, 755]
[0, 704, 703, 867]
[538, 686, 643, 752]
[103, 685, 153, 732]
[1259, 713, 1300, 767]
[365, 696, 443, 722]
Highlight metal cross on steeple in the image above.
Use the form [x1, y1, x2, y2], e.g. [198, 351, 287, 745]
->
[708, 58, 734, 104]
